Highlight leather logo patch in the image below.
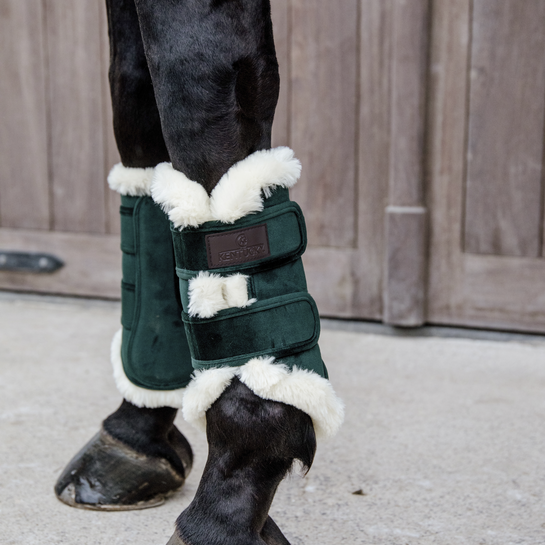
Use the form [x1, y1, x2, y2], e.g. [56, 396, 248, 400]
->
[206, 224, 270, 269]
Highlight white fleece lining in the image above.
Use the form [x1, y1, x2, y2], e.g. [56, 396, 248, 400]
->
[110, 329, 185, 409]
[152, 163, 213, 228]
[188, 271, 256, 318]
[223, 274, 256, 308]
[209, 147, 302, 223]
[107, 163, 155, 197]
[182, 357, 344, 440]
[150, 147, 302, 229]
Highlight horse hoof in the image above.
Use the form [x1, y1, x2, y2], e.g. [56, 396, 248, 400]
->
[55, 427, 189, 511]
[165, 516, 291, 545]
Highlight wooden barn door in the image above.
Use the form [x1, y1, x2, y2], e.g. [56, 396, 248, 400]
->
[427, 0, 545, 333]
[1, 0, 398, 320]
[271, 0, 399, 322]
[4, 0, 545, 334]
[0, 0, 121, 298]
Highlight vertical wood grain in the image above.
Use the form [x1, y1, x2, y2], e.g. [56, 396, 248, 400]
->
[383, 0, 430, 326]
[45, 0, 107, 234]
[388, 0, 429, 207]
[290, 0, 358, 248]
[271, 0, 290, 147]
[383, 205, 427, 324]
[426, 0, 473, 321]
[464, 0, 545, 257]
[0, 0, 49, 230]
[353, 0, 393, 319]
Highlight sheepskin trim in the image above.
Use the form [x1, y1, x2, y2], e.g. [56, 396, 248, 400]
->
[223, 274, 256, 308]
[150, 147, 302, 229]
[188, 272, 227, 318]
[151, 162, 213, 228]
[110, 329, 185, 409]
[182, 356, 344, 440]
[182, 366, 239, 430]
[187, 271, 256, 318]
[209, 147, 302, 223]
[107, 163, 155, 196]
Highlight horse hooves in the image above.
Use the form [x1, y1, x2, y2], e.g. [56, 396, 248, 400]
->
[165, 516, 291, 545]
[55, 428, 187, 511]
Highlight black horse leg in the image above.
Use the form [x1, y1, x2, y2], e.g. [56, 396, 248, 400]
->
[134, 0, 279, 192]
[106, 0, 169, 167]
[54, 0, 192, 511]
[134, 1, 317, 543]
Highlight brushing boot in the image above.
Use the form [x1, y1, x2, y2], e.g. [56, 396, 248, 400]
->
[55, 165, 194, 510]
[151, 148, 344, 541]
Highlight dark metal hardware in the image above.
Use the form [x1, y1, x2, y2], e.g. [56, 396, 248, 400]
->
[0, 251, 64, 273]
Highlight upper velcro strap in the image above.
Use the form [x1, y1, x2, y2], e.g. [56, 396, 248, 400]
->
[173, 200, 307, 278]
[184, 293, 320, 369]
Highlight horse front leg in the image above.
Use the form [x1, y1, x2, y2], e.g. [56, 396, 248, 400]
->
[54, 0, 193, 510]
[134, 1, 343, 543]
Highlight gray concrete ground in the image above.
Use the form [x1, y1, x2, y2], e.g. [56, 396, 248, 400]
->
[1, 293, 545, 545]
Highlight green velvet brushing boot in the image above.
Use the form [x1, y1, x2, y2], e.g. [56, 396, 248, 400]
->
[151, 147, 344, 543]
[55, 164, 194, 510]
[110, 166, 194, 402]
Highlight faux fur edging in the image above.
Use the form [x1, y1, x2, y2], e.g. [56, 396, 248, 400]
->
[151, 147, 302, 229]
[188, 271, 256, 318]
[110, 329, 185, 409]
[182, 356, 344, 440]
[107, 163, 155, 197]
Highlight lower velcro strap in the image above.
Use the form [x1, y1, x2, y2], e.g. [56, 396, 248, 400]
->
[184, 293, 320, 369]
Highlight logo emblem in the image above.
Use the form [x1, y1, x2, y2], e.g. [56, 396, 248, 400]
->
[236, 234, 248, 247]
[206, 224, 271, 269]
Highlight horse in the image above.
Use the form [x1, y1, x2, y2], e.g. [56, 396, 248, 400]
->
[55, 2, 343, 543]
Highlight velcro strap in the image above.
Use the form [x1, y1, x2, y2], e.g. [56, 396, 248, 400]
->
[183, 293, 320, 369]
[172, 201, 307, 279]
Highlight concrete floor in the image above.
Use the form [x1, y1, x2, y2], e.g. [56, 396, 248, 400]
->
[1, 293, 545, 545]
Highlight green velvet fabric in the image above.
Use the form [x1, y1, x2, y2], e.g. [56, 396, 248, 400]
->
[170, 188, 328, 379]
[120, 195, 193, 390]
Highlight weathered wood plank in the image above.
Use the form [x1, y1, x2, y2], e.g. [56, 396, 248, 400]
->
[383, 206, 427, 326]
[427, 0, 472, 323]
[383, 0, 430, 326]
[303, 247, 356, 317]
[0, 228, 121, 299]
[388, 0, 429, 207]
[290, 0, 358, 248]
[0, 0, 49, 230]
[426, 0, 545, 333]
[271, 0, 290, 147]
[434, 254, 545, 334]
[45, 0, 107, 234]
[354, 0, 393, 320]
[464, 0, 545, 257]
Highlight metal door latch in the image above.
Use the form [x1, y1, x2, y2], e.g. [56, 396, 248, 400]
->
[0, 251, 64, 273]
